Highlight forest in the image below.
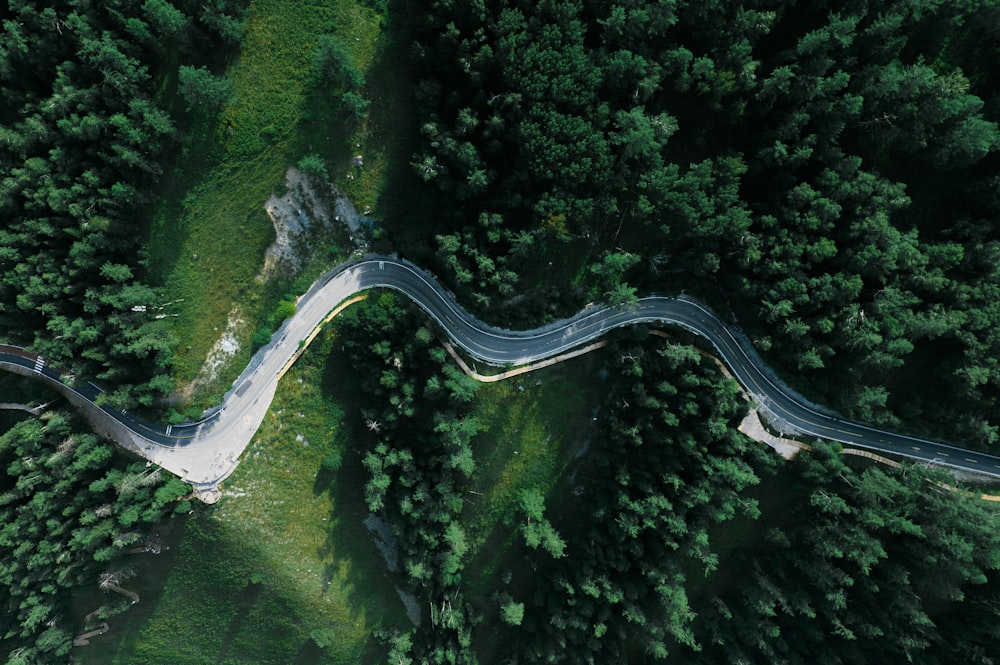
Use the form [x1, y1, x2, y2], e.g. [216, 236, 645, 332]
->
[357, 0, 1000, 661]
[4, 0, 1000, 664]
[401, 0, 1000, 451]
[0, 0, 241, 410]
[0, 0, 241, 661]
[0, 381, 193, 663]
[337, 293, 1000, 664]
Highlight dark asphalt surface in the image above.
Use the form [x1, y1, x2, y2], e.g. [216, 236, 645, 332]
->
[3, 256, 1000, 484]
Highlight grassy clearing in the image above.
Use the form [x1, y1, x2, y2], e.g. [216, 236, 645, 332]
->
[450, 350, 614, 661]
[82, 333, 406, 665]
[461, 350, 613, 581]
[146, 0, 387, 400]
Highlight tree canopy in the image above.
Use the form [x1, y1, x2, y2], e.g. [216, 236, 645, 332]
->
[402, 0, 1000, 450]
[0, 0, 244, 410]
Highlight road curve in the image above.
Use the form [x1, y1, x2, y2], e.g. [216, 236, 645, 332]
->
[3, 255, 1000, 491]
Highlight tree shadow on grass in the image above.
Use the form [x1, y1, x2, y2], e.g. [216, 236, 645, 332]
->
[215, 581, 263, 661]
[306, 340, 410, 664]
[363, 3, 440, 261]
[293, 639, 326, 665]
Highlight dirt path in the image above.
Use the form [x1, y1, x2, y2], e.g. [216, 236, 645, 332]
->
[442, 340, 608, 382]
[0, 401, 52, 415]
[105, 582, 140, 604]
[73, 623, 109, 647]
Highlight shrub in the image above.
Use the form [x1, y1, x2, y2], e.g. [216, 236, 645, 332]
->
[321, 452, 342, 472]
[275, 299, 296, 320]
[297, 154, 329, 180]
[252, 326, 273, 350]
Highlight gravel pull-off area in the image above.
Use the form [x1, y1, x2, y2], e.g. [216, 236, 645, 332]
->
[738, 408, 805, 460]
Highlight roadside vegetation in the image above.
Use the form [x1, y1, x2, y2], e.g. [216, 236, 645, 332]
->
[494, 334, 1000, 664]
[0, 406, 191, 663]
[333, 295, 1000, 663]
[1, 1, 407, 663]
[402, 0, 1000, 452]
[146, 0, 388, 404]
[0, 0, 245, 410]
[461, 351, 609, 569]
[80, 330, 406, 665]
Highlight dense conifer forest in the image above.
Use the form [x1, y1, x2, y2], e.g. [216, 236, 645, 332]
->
[0, 1, 240, 661]
[0, 0, 241, 409]
[353, 1, 1000, 662]
[0, 404, 192, 663]
[340, 294, 1000, 664]
[402, 0, 1000, 450]
[4, 0, 1000, 664]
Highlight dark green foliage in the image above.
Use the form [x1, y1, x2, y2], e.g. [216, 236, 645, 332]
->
[310, 31, 370, 119]
[403, 0, 1000, 449]
[250, 298, 297, 352]
[0, 410, 190, 663]
[693, 444, 1000, 665]
[517, 488, 565, 558]
[0, 3, 237, 660]
[320, 451, 342, 472]
[342, 90, 372, 119]
[312, 34, 365, 89]
[338, 292, 480, 664]
[297, 153, 329, 180]
[143, 0, 189, 39]
[588, 251, 640, 305]
[490, 336, 1000, 664]
[0, 0, 244, 411]
[251, 326, 273, 351]
[504, 338, 769, 663]
[177, 64, 232, 112]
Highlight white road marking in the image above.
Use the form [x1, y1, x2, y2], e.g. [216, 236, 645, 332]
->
[8, 257, 1000, 489]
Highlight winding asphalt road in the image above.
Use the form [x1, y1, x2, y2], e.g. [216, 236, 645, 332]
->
[3, 255, 1000, 493]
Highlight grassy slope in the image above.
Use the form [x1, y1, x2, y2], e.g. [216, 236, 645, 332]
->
[113, 0, 618, 661]
[460, 350, 613, 609]
[82, 331, 406, 665]
[80, 2, 410, 663]
[147, 0, 383, 396]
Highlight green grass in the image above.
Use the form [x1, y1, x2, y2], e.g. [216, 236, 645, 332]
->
[145, 0, 389, 401]
[461, 350, 613, 580]
[80, 330, 406, 665]
[446, 350, 614, 662]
